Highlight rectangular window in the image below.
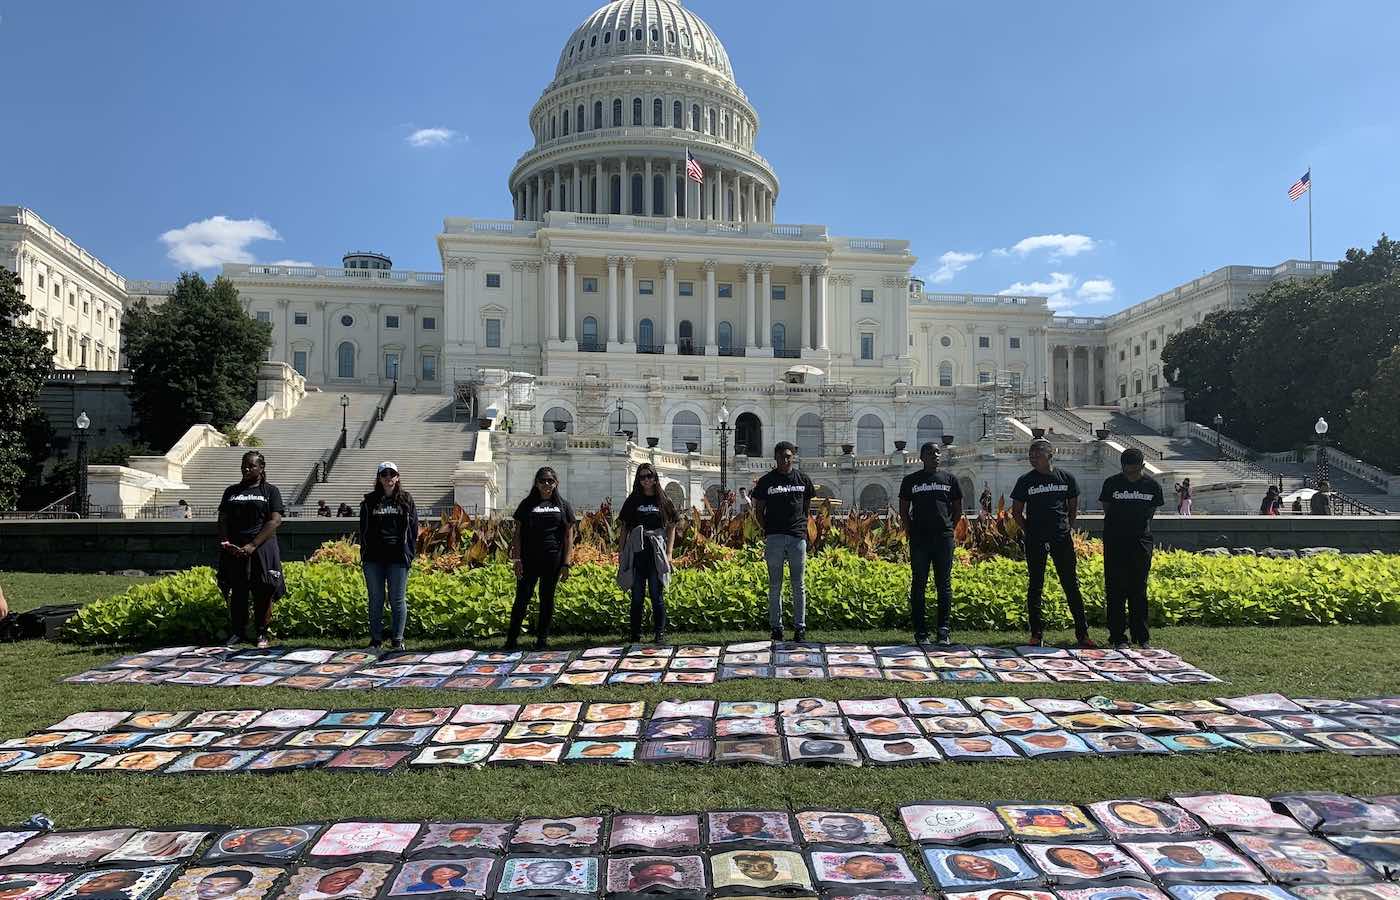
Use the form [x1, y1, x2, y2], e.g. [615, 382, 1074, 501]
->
[771, 284, 786, 301]
[486, 318, 502, 347]
[1151, 373, 1160, 389]
[385, 314, 400, 329]
[53, 282, 59, 296]
[422, 356, 437, 381]
[1120, 384, 1128, 399]
[83, 301, 89, 315]
[292, 350, 308, 376]
[860, 289, 874, 303]
[1149, 338, 1158, 350]
[1010, 372, 1023, 391]
[1134, 345, 1142, 356]
[583, 277, 599, 293]
[978, 371, 992, 384]
[639, 279, 654, 295]
[68, 292, 75, 306]
[384, 352, 400, 379]
[294, 312, 308, 325]
[718, 282, 732, 299]
[1119, 350, 1126, 361]
[860, 332, 874, 360]
[1009, 337, 1021, 349]
[485, 273, 501, 288]
[1135, 378, 1143, 394]
[422, 316, 436, 330]
[977, 335, 990, 349]
[108, 316, 114, 331]
[255, 311, 271, 323]
[37, 273, 44, 289]
[679, 281, 694, 297]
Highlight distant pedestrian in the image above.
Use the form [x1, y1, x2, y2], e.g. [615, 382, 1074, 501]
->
[979, 483, 993, 517]
[336, 503, 354, 517]
[359, 461, 419, 652]
[316, 500, 332, 517]
[1291, 496, 1304, 513]
[1176, 478, 1193, 516]
[736, 487, 751, 516]
[1310, 481, 1332, 516]
[1259, 486, 1281, 516]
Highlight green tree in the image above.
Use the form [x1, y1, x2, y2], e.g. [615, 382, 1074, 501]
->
[0, 266, 55, 510]
[1346, 344, 1400, 472]
[1331, 233, 1400, 290]
[1160, 306, 1256, 438]
[125, 273, 271, 451]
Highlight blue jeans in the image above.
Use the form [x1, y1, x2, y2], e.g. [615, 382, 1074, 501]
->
[763, 534, 807, 631]
[364, 560, 409, 643]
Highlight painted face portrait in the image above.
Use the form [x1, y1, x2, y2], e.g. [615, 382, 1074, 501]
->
[951, 853, 1013, 881]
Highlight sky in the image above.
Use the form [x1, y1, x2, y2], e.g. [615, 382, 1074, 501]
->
[5, 1, 1398, 316]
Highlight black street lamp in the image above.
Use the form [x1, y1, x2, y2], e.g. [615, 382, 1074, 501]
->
[1212, 412, 1224, 461]
[1042, 375, 1049, 411]
[339, 394, 350, 445]
[614, 398, 625, 436]
[71, 410, 91, 517]
[1314, 416, 1330, 485]
[714, 403, 731, 509]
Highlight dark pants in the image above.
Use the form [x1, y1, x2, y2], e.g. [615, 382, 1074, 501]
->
[1104, 540, 1152, 644]
[508, 554, 563, 647]
[226, 575, 274, 640]
[1025, 532, 1088, 637]
[910, 534, 955, 638]
[630, 563, 667, 640]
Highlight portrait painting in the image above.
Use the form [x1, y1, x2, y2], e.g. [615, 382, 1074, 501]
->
[248, 750, 333, 772]
[1230, 833, 1374, 883]
[500, 674, 554, 690]
[902, 698, 969, 716]
[212, 731, 293, 751]
[1, 731, 90, 750]
[667, 658, 716, 672]
[506, 721, 573, 741]
[0, 750, 36, 771]
[385, 858, 495, 898]
[784, 737, 861, 766]
[1120, 839, 1264, 882]
[188, 710, 261, 730]
[316, 711, 385, 729]
[605, 854, 707, 895]
[838, 699, 905, 718]
[285, 730, 364, 750]
[152, 865, 282, 900]
[709, 850, 813, 892]
[1165, 886, 1299, 900]
[1157, 733, 1241, 753]
[609, 815, 702, 852]
[496, 857, 598, 895]
[585, 702, 644, 722]
[860, 737, 942, 764]
[706, 813, 794, 846]
[829, 666, 882, 680]
[715, 719, 777, 737]
[1055, 886, 1172, 900]
[1022, 843, 1146, 881]
[565, 672, 615, 686]
[995, 804, 1100, 840]
[563, 740, 637, 763]
[966, 697, 1034, 714]
[0, 829, 134, 868]
[49, 712, 130, 732]
[718, 666, 771, 680]
[663, 672, 716, 685]
[672, 645, 719, 658]
[1005, 731, 1091, 758]
[576, 720, 641, 739]
[1327, 836, 1400, 877]
[920, 717, 990, 736]
[1304, 731, 1399, 755]
[1119, 715, 1195, 734]
[48, 865, 176, 900]
[206, 826, 320, 862]
[1288, 886, 1400, 900]
[848, 717, 919, 738]
[0, 872, 70, 900]
[519, 703, 581, 723]
[943, 669, 998, 683]
[309, 823, 420, 859]
[102, 831, 211, 864]
[899, 804, 1005, 844]
[488, 742, 564, 765]
[933, 736, 1019, 761]
[277, 863, 392, 899]
[796, 812, 892, 846]
[451, 705, 520, 725]
[1053, 713, 1127, 732]
[945, 889, 1059, 900]
[250, 710, 324, 730]
[510, 818, 603, 851]
[982, 712, 1058, 734]
[921, 846, 1038, 889]
[1085, 800, 1204, 839]
[325, 748, 409, 770]
[1219, 694, 1304, 715]
[1081, 732, 1169, 757]
[638, 740, 712, 763]
[714, 738, 784, 765]
[718, 702, 776, 719]
[166, 751, 259, 773]
[1231, 731, 1321, 753]
[1171, 794, 1306, 833]
[566, 659, 617, 673]
[1271, 792, 1400, 833]
[809, 851, 918, 887]
[780, 701, 839, 721]
[409, 823, 513, 856]
[90, 751, 179, 773]
[995, 671, 1053, 684]
[885, 669, 939, 684]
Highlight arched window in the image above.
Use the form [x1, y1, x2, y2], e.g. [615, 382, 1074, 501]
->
[650, 27, 659, 42]
[938, 361, 954, 387]
[678, 319, 694, 352]
[581, 316, 598, 347]
[543, 407, 573, 434]
[724, 111, 731, 140]
[577, 104, 585, 132]
[562, 109, 569, 135]
[618, 28, 626, 41]
[610, 174, 621, 213]
[603, 30, 611, 43]
[858, 483, 891, 512]
[550, 116, 556, 139]
[635, 27, 643, 41]
[593, 100, 603, 129]
[653, 173, 666, 214]
[663, 481, 686, 507]
[612, 98, 622, 126]
[796, 413, 823, 458]
[337, 341, 355, 378]
[718, 321, 732, 351]
[708, 108, 716, 134]
[735, 412, 762, 457]
[631, 174, 644, 215]
[916, 414, 944, 449]
[672, 410, 701, 451]
[673, 100, 682, 128]
[638, 318, 654, 348]
[771, 322, 786, 352]
[653, 98, 663, 126]
[691, 104, 701, 131]
[632, 97, 642, 125]
[856, 413, 885, 455]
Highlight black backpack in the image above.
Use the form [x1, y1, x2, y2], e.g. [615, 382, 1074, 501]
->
[0, 604, 83, 642]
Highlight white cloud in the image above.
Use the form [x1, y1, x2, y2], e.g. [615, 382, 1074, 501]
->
[928, 250, 981, 284]
[1005, 233, 1097, 260]
[159, 216, 282, 269]
[405, 127, 459, 147]
[1076, 278, 1116, 303]
[1000, 271, 1077, 308]
[269, 259, 316, 268]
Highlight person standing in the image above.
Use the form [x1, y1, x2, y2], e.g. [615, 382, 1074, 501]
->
[359, 461, 419, 652]
[979, 483, 994, 517]
[1310, 480, 1332, 515]
[1176, 478, 1193, 516]
[898, 442, 963, 645]
[1098, 448, 1164, 649]
[1010, 439, 1093, 648]
[617, 463, 677, 643]
[506, 467, 575, 650]
[751, 441, 814, 642]
[1259, 485, 1281, 516]
[216, 451, 286, 648]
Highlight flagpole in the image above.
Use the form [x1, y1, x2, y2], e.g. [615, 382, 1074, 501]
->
[1307, 166, 1313, 262]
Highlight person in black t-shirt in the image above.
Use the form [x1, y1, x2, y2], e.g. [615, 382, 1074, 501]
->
[216, 450, 285, 648]
[358, 461, 420, 652]
[898, 442, 964, 645]
[506, 466, 576, 650]
[1010, 439, 1093, 648]
[617, 463, 679, 643]
[1097, 448, 1164, 649]
[751, 441, 815, 642]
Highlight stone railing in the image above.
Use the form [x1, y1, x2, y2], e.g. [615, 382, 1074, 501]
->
[515, 127, 775, 171]
[912, 292, 1048, 310]
[443, 218, 543, 238]
[124, 279, 178, 298]
[1314, 448, 1400, 494]
[1050, 316, 1108, 331]
[1104, 260, 1339, 327]
[127, 425, 228, 481]
[2, 205, 126, 290]
[223, 263, 444, 284]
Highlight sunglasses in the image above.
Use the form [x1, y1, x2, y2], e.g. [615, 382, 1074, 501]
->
[538, 478, 557, 485]
[379, 471, 398, 478]
[640, 473, 657, 481]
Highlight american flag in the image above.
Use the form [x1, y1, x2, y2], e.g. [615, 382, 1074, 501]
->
[1288, 169, 1311, 202]
[685, 149, 704, 183]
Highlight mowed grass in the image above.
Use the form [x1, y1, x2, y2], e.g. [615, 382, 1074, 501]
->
[0, 571, 156, 614]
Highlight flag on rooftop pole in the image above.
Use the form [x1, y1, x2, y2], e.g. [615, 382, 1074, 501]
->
[685, 149, 705, 183]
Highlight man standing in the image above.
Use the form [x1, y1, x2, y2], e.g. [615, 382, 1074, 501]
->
[1010, 439, 1094, 648]
[899, 442, 963, 645]
[751, 441, 814, 642]
[1098, 448, 1164, 649]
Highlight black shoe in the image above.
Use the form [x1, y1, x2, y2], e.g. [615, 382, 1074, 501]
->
[367, 641, 382, 651]
[390, 639, 406, 652]
[793, 627, 806, 642]
[534, 639, 549, 651]
[629, 633, 642, 644]
[937, 628, 951, 646]
[1027, 632, 1044, 647]
[652, 633, 666, 645]
[1111, 640, 1129, 651]
[914, 633, 930, 645]
[502, 640, 519, 652]
[770, 628, 784, 642]
[1137, 641, 1153, 650]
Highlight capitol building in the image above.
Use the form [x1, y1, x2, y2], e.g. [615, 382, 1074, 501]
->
[2, 0, 1341, 513]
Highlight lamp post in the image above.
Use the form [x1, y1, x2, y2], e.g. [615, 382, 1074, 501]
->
[714, 403, 731, 509]
[71, 410, 91, 517]
[1314, 416, 1329, 485]
[1212, 413, 1224, 461]
[339, 394, 350, 446]
[1042, 375, 1048, 411]
[614, 397, 625, 436]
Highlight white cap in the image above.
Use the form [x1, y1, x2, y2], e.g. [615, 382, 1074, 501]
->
[377, 461, 399, 475]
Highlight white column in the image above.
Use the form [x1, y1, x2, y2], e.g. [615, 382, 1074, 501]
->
[534, 175, 543, 218]
[564, 254, 577, 344]
[744, 263, 757, 348]
[895, 274, 909, 359]
[643, 160, 653, 216]
[544, 254, 560, 342]
[664, 258, 678, 352]
[815, 266, 829, 352]
[746, 179, 756, 223]
[667, 160, 678, 217]
[799, 265, 813, 352]
[758, 263, 772, 354]
[622, 257, 636, 345]
[1067, 346, 1077, 406]
[704, 259, 717, 349]
[594, 159, 603, 214]
[606, 255, 620, 350]
[572, 163, 581, 212]
[716, 168, 725, 221]
[552, 168, 561, 215]
[461, 258, 477, 348]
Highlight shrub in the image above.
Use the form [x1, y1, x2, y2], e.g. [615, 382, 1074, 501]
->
[64, 550, 1400, 646]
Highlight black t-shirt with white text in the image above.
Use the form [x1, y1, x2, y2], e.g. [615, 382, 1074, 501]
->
[219, 482, 285, 544]
[1010, 468, 1078, 538]
[1098, 473, 1165, 545]
[621, 500, 667, 531]
[899, 469, 962, 542]
[361, 493, 414, 563]
[513, 495, 576, 561]
[752, 468, 815, 538]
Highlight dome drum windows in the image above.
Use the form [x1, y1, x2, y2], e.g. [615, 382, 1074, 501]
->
[653, 98, 663, 126]
[633, 97, 642, 125]
[612, 98, 622, 126]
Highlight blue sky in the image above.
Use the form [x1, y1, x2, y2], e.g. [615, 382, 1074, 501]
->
[6, 1, 1398, 315]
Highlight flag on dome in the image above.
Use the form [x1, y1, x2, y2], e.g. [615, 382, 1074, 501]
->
[1288, 169, 1310, 201]
[685, 149, 704, 183]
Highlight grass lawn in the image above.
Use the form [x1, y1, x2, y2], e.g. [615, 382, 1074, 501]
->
[0, 610, 1398, 829]
[0, 571, 156, 614]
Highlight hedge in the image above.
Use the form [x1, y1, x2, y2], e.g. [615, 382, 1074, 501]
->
[65, 549, 1400, 645]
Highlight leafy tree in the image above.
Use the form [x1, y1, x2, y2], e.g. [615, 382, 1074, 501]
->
[1346, 344, 1400, 472]
[0, 266, 55, 510]
[1331, 233, 1400, 290]
[125, 273, 271, 451]
[39, 442, 152, 504]
[1160, 306, 1255, 438]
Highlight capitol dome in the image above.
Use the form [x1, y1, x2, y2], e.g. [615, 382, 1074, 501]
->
[508, 0, 779, 224]
[554, 0, 735, 85]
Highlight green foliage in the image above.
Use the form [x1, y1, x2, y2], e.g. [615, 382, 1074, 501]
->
[220, 426, 264, 448]
[1347, 343, 1400, 472]
[39, 442, 152, 502]
[0, 266, 55, 510]
[1331, 233, 1400, 290]
[124, 274, 272, 451]
[65, 549, 1400, 645]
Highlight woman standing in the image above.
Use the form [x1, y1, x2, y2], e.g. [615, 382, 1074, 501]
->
[616, 464, 677, 643]
[1176, 478, 1193, 516]
[216, 451, 286, 648]
[505, 467, 576, 650]
[359, 461, 419, 651]
[1259, 485, 1282, 516]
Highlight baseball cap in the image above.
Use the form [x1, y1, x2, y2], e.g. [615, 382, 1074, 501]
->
[377, 461, 399, 475]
